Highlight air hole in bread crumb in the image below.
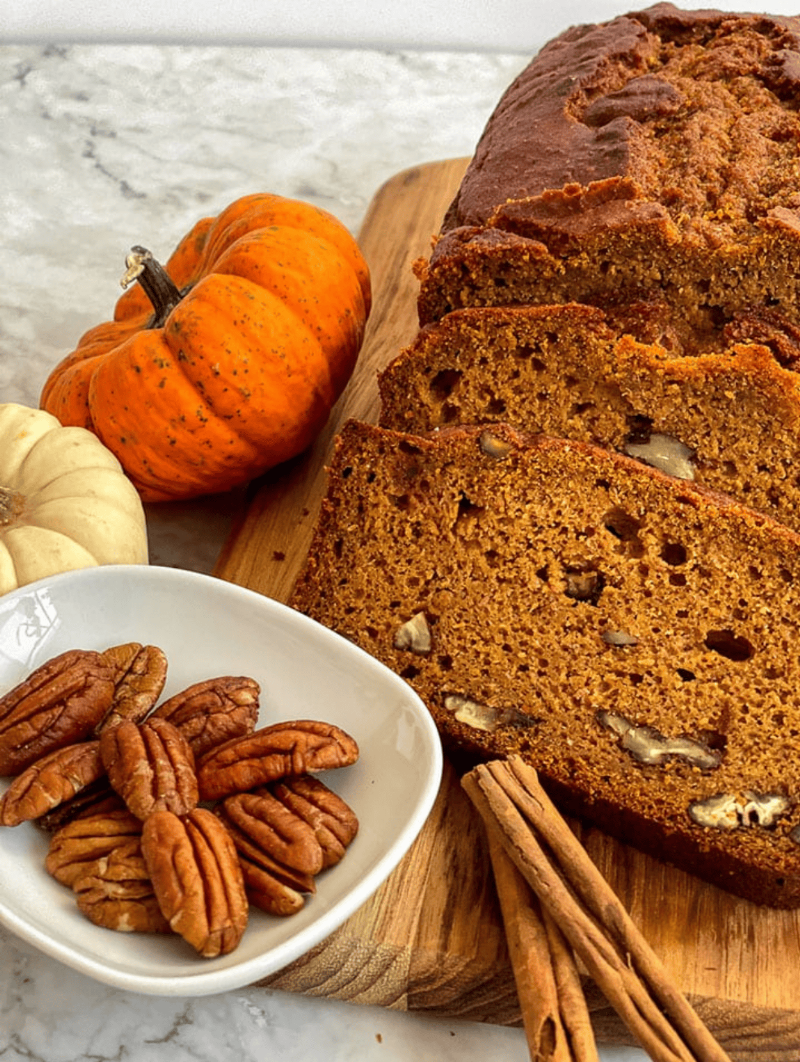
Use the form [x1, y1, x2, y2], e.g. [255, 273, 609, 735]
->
[676, 668, 696, 681]
[626, 414, 653, 445]
[429, 368, 462, 401]
[669, 573, 687, 587]
[661, 543, 687, 565]
[517, 349, 545, 370]
[704, 629, 755, 662]
[398, 439, 424, 455]
[400, 664, 421, 679]
[570, 401, 594, 416]
[456, 493, 483, 521]
[604, 508, 641, 541]
[604, 508, 644, 556]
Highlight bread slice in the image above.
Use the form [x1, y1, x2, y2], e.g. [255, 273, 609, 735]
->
[377, 302, 800, 534]
[290, 419, 800, 908]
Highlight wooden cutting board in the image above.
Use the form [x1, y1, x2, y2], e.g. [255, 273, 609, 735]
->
[214, 159, 800, 1058]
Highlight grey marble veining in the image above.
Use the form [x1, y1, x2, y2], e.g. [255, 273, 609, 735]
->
[0, 43, 648, 1062]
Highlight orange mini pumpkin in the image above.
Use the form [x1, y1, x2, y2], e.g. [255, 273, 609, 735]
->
[40, 194, 371, 502]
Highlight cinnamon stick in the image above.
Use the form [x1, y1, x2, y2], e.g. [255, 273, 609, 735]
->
[541, 911, 599, 1060]
[462, 758, 733, 1062]
[486, 828, 597, 1060]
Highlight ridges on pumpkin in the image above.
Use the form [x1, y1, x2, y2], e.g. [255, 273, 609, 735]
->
[0, 403, 148, 594]
[40, 193, 372, 502]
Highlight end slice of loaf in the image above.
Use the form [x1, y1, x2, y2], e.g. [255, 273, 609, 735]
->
[416, 5, 800, 340]
[290, 419, 800, 908]
[377, 302, 800, 534]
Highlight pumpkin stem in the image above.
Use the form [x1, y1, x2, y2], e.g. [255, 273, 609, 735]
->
[121, 246, 183, 328]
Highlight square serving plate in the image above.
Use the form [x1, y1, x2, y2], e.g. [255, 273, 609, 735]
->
[0, 564, 443, 996]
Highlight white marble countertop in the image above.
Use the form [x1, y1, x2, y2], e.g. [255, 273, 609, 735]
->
[0, 42, 654, 1062]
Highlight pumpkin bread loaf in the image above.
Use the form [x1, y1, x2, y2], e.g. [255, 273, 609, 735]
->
[290, 419, 800, 908]
[415, 3, 800, 353]
[377, 303, 800, 534]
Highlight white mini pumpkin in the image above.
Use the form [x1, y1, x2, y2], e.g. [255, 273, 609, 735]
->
[0, 403, 148, 593]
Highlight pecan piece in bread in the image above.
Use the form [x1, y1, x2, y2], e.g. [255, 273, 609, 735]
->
[0, 650, 115, 775]
[196, 720, 359, 801]
[151, 676, 259, 758]
[45, 808, 143, 888]
[0, 740, 104, 826]
[269, 775, 359, 869]
[72, 838, 171, 934]
[97, 643, 168, 732]
[99, 717, 198, 820]
[142, 808, 248, 957]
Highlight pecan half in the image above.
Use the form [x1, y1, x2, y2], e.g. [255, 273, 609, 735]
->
[99, 717, 198, 820]
[270, 775, 359, 869]
[72, 838, 171, 934]
[236, 855, 307, 918]
[46, 808, 143, 887]
[0, 650, 115, 775]
[151, 676, 259, 758]
[97, 643, 168, 732]
[142, 808, 249, 958]
[196, 720, 359, 801]
[37, 777, 126, 833]
[215, 808, 311, 916]
[220, 789, 324, 877]
[0, 740, 105, 827]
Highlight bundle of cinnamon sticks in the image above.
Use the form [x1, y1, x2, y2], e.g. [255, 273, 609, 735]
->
[461, 757, 733, 1062]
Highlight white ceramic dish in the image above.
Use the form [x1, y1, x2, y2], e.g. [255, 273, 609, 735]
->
[0, 565, 443, 996]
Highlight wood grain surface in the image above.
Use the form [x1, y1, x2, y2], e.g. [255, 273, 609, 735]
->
[213, 159, 800, 1058]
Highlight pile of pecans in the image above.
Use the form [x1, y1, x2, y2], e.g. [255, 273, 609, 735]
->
[0, 644, 360, 958]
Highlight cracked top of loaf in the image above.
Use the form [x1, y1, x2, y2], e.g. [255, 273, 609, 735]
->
[417, 6, 800, 330]
[443, 3, 800, 245]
